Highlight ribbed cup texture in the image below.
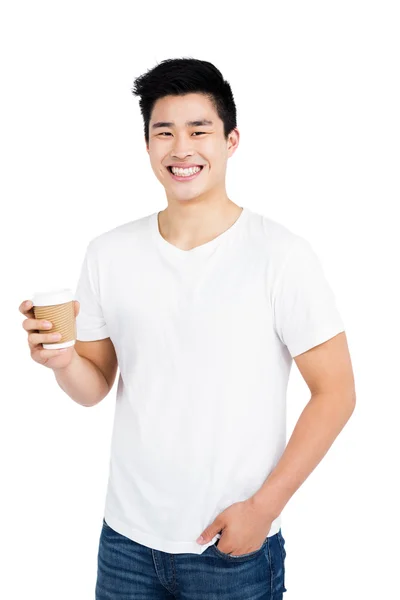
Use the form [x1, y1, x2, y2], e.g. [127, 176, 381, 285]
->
[34, 301, 76, 344]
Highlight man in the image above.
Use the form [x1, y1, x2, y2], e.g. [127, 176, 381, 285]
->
[21, 57, 356, 599]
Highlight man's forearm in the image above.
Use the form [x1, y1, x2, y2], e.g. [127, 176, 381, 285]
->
[53, 349, 110, 407]
[252, 391, 356, 518]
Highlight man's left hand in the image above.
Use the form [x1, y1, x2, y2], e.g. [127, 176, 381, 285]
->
[196, 496, 274, 556]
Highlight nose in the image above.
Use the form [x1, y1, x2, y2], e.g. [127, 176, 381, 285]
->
[171, 150, 194, 160]
[171, 134, 195, 159]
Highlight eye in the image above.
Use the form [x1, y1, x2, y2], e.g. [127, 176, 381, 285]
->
[158, 132, 206, 137]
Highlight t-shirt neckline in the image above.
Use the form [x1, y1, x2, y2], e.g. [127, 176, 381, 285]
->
[151, 206, 248, 259]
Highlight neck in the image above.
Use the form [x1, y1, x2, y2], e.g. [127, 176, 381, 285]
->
[158, 194, 243, 249]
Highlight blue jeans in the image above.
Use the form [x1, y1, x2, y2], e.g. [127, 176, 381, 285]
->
[96, 518, 287, 599]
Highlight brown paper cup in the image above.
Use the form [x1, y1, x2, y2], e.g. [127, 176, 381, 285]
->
[31, 288, 76, 349]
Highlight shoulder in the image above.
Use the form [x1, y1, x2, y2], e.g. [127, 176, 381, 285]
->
[245, 207, 312, 264]
[85, 212, 155, 258]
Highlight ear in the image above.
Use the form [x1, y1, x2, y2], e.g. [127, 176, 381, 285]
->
[227, 128, 240, 157]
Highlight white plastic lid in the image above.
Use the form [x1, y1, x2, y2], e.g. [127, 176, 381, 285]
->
[32, 288, 74, 307]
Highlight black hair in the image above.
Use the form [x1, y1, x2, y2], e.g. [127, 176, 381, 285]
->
[131, 57, 237, 144]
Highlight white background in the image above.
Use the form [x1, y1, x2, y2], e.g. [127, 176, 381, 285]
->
[1, 1, 399, 598]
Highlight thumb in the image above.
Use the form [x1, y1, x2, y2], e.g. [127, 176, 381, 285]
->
[74, 300, 80, 317]
[196, 515, 224, 545]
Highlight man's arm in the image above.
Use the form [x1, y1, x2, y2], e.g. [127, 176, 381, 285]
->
[251, 331, 356, 518]
[53, 338, 118, 407]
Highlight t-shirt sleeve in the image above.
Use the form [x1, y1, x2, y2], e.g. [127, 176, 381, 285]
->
[74, 241, 109, 341]
[272, 236, 345, 358]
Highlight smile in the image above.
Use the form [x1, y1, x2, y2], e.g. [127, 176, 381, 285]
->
[167, 165, 204, 181]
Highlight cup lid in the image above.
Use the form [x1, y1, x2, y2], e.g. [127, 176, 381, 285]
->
[32, 288, 74, 306]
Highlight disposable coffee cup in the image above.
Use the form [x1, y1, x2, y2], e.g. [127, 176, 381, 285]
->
[31, 288, 76, 350]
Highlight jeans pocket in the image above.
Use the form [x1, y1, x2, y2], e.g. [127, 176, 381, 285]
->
[210, 536, 269, 562]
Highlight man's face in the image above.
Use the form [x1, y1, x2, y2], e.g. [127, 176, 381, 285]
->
[146, 93, 239, 204]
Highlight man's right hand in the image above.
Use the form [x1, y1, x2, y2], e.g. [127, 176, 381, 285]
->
[20, 299, 80, 370]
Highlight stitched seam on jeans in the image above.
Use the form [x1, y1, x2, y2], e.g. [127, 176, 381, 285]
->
[277, 532, 287, 592]
[169, 554, 179, 594]
[152, 551, 176, 595]
[267, 537, 274, 597]
[277, 531, 285, 559]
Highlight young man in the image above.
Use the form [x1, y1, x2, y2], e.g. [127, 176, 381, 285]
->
[70, 58, 356, 598]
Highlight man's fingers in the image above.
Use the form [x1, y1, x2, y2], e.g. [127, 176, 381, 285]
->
[37, 346, 69, 361]
[19, 299, 34, 317]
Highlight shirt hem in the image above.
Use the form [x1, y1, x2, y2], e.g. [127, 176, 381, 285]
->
[75, 327, 110, 341]
[103, 511, 282, 555]
[290, 323, 345, 358]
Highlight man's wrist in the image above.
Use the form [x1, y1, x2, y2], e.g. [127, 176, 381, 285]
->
[52, 347, 79, 373]
[250, 481, 287, 521]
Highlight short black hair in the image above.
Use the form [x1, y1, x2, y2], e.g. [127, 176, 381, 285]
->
[131, 57, 237, 144]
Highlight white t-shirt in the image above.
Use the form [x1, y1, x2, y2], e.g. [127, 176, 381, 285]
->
[74, 206, 345, 554]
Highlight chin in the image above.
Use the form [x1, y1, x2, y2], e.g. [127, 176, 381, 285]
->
[167, 188, 206, 203]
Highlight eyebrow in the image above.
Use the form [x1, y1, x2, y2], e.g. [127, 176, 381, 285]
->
[151, 119, 214, 129]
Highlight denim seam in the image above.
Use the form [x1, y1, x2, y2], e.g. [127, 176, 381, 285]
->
[169, 554, 179, 594]
[277, 532, 287, 593]
[266, 537, 275, 597]
[152, 551, 177, 596]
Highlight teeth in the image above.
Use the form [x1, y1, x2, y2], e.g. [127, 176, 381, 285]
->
[171, 166, 201, 176]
